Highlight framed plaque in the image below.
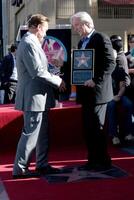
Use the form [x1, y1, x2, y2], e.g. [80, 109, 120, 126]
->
[71, 49, 94, 85]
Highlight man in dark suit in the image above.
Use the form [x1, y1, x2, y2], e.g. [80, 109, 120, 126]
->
[70, 12, 116, 170]
[0, 44, 17, 103]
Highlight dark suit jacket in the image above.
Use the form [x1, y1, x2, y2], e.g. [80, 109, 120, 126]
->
[0, 53, 14, 83]
[76, 31, 116, 105]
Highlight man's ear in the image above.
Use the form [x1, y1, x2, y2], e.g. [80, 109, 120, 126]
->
[37, 24, 41, 30]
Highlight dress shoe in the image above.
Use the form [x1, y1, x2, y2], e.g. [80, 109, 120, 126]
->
[93, 163, 112, 171]
[36, 165, 61, 175]
[125, 134, 134, 141]
[78, 162, 112, 172]
[112, 136, 121, 145]
[13, 169, 40, 179]
[78, 163, 95, 171]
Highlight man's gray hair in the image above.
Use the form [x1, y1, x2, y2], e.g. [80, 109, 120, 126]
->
[70, 11, 94, 29]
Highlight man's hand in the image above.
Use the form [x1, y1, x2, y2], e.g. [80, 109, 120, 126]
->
[84, 79, 95, 87]
[51, 58, 63, 68]
[59, 80, 66, 92]
[114, 95, 121, 102]
[129, 68, 134, 74]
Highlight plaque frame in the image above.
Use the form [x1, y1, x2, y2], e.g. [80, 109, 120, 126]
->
[71, 49, 94, 85]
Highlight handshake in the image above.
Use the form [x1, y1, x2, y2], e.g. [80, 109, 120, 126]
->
[59, 80, 66, 92]
[51, 58, 63, 68]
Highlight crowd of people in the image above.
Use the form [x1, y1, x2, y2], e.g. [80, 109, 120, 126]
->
[0, 12, 133, 179]
[107, 35, 134, 146]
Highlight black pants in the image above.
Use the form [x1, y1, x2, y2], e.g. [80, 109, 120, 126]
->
[4, 81, 17, 104]
[82, 103, 111, 166]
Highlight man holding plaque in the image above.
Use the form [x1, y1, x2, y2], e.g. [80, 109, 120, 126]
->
[70, 12, 116, 171]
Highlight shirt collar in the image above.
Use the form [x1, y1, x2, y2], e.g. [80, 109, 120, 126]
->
[27, 31, 42, 47]
[86, 28, 95, 39]
[81, 29, 95, 42]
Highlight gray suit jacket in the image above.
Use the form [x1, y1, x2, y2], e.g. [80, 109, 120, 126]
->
[15, 32, 62, 111]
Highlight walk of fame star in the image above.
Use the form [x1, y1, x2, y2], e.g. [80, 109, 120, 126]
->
[74, 52, 91, 68]
[0, 178, 9, 200]
[43, 165, 128, 183]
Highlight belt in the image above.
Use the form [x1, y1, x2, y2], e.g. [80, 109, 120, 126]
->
[10, 79, 18, 83]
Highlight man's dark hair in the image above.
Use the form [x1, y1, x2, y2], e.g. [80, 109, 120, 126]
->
[110, 35, 123, 52]
[128, 35, 134, 43]
[10, 44, 17, 52]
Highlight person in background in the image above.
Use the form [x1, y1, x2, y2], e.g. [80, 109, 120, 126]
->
[107, 35, 133, 146]
[13, 14, 66, 179]
[70, 11, 116, 171]
[126, 36, 134, 70]
[0, 59, 5, 104]
[0, 44, 17, 104]
[125, 35, 134, 102]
